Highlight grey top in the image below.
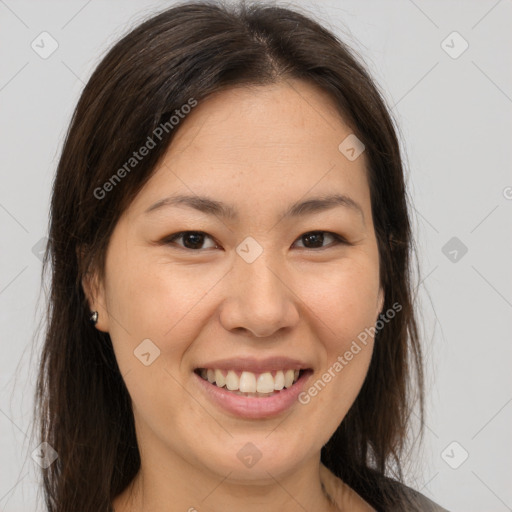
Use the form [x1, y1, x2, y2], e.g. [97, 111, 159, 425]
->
[320, 463, 450, 511]
[401, 484, 450, 512]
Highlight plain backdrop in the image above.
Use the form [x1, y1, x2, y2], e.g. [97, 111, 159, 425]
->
[1, 1, 511, 511]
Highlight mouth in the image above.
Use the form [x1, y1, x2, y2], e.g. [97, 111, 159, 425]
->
[194, 368, 308, 398]
[193, 364, 313, 419]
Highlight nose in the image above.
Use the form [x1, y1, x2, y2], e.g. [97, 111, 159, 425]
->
[219, 250, 300, 338]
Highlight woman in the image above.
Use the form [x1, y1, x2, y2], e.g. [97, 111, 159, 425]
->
[35, 1, 449, 510]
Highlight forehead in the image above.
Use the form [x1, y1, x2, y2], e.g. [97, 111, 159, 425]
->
[126, 79, 370, 221]
[171, 80, 356, 159]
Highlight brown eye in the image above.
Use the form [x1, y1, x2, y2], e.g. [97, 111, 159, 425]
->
[162, 230, 348, 252]
[293, 231, 347, 249]
[164, 231, 217, 250]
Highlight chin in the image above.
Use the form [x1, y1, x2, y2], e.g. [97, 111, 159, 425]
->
[198, 439, 308, 482]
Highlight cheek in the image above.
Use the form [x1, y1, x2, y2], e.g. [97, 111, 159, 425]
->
[294, 256, 379, 414]
[295, 261, 379, 437]
[103, 257, 214, 440]
[105, 250, 224, 369]
[298, 255, 381, 349]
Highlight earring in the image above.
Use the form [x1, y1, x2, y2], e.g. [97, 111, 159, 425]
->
[90, 311, 98, 325]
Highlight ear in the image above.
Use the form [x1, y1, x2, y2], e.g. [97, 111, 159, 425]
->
[80, 250, 110, 333]
[376, 286, 385, 318]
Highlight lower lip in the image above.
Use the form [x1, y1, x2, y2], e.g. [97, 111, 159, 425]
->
[193, 370, 312, 420]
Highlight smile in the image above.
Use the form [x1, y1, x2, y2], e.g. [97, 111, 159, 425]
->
[195, 368, 303, 397]
[193, 366, 313, 419]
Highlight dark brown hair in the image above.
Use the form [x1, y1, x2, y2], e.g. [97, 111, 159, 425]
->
[34, 1, 425, 510]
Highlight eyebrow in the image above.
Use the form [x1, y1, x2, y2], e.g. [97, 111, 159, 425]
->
[144, 193, 365, 224]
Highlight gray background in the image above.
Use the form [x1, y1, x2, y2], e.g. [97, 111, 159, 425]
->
[1, 0, 511, 510]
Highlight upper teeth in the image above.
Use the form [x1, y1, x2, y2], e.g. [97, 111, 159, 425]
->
[200, 369, 300, 393]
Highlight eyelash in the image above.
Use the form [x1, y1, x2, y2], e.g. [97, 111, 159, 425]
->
[162, 230, 350, 251]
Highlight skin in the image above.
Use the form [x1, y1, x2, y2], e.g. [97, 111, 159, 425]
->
[83, 79, 383, 512]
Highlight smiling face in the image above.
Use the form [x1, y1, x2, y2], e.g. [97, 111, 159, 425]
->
[84, 79, 384, 501]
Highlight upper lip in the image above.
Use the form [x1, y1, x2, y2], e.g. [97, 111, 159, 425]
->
[195, 356, 312, 373]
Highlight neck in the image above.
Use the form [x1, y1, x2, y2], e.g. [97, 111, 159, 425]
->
[113, 457, 340, 512]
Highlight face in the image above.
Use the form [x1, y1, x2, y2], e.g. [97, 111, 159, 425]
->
[84, 79, 384, 485]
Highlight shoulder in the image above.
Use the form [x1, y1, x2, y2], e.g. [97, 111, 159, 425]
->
[320, 463, 450, 512]
[394, 481, 450, 512]
[375, 474, 451, 512]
